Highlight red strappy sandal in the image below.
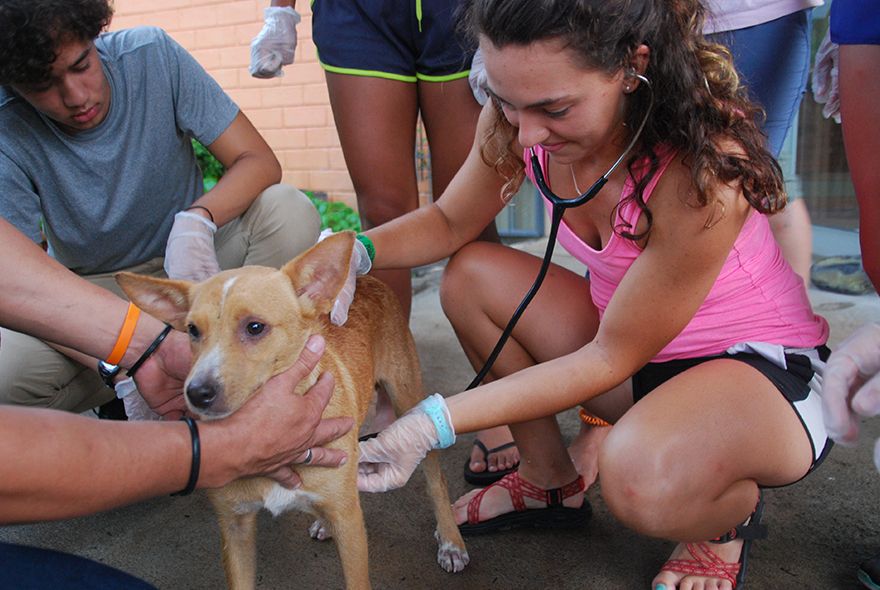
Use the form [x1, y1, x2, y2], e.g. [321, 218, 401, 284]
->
[458, 470, 591, 536]
[659, 492, 768, 589]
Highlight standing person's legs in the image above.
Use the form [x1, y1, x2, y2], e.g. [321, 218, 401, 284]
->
[838, 44, 880, 292]
[325, 73, 421, 318]
[712, 10, 814, 283]
[214, 184, 321, 270]
[419, 77, 499, 242]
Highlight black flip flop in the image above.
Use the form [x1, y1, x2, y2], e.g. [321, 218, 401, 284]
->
[463, 439, 520, 486]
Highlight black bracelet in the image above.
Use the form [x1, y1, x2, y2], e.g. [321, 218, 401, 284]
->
[172, 417, 200, 496]
[185, 205, 215, 224]
[126, 324, 173, 379]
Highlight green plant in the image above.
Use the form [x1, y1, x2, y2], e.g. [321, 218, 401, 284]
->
[303, 191, 362, 232]
[190, 140, 362, 232]
[191, 139, 225, 191]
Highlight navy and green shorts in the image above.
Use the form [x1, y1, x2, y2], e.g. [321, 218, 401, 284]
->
[311, 0, 474, 82]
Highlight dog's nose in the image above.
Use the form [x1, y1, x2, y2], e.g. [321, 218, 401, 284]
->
[186, 380, 218, 409]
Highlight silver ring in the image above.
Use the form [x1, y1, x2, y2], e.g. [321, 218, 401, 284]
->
[302, 448, 313, 465]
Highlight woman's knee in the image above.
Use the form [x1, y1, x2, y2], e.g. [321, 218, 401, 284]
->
[598, 425, 685, 537]
[439, 242, 496, 319]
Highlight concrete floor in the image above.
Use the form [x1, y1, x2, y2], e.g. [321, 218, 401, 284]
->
[3, 237, 880, 589]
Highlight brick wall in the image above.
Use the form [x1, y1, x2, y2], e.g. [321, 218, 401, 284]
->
[111, 0, 363, 208]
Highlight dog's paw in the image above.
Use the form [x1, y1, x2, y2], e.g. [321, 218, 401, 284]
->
[308, 519, 333, 541]
[435, 536, 469, 573]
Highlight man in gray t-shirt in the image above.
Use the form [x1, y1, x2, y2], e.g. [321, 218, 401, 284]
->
[0, 0, 320, 412]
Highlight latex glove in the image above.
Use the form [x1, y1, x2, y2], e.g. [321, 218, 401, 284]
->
[249, 6, 301, 79]
[317, 229, 371, 326]
[812, 29, 840, 123]
[357, 393, 455, 492]
[468, 47, 489, 106]
[164, 210, 220, 281]
[821, 323, 880, 470]
[115, 377, 161, 421]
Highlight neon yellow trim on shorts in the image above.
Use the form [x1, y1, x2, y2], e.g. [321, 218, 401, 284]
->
[416, 70, 471, 82]
[416, 0, 423, 32]
[319, 61, 419, 82]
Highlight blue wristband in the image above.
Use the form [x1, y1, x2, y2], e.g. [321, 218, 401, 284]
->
[419, 393, 456, 449]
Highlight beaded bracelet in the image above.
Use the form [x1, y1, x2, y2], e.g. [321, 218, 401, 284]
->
[578, 408, 612, 428]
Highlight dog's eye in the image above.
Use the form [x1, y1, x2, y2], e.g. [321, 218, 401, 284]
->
[187, 323, 200, 340]
[246, 322, 265, 336]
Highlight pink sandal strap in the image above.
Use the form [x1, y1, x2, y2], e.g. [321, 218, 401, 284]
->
[660, 542, 741, 587]
[466, 471, 585, 525]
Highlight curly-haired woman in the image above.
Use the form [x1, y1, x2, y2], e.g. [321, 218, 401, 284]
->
[350, 1, 831, 587]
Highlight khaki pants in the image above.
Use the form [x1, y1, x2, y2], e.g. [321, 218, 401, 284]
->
[0, 185, 321, 412]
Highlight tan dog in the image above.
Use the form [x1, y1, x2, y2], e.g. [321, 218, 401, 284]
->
[116, 232, 468, 590]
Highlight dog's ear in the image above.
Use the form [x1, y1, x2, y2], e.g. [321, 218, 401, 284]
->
[115, 272, 194, 331]
[282, 231, 355, 317]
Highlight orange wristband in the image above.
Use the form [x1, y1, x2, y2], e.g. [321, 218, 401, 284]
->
[106, 302, 141, 365]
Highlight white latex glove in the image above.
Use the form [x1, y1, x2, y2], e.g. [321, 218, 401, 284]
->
[822, 323, 880, 470]
[357, 393, 455, 492]
[468, 47, 489, 106]
[317, 229, 372, 326]
[115, 377, 161, 421]
[812, 29, 840, 124]
[249, 6, 301, 79]
[164, 210, 220, 281]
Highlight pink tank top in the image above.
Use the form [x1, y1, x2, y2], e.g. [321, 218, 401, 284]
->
[525, 145, 829, 362]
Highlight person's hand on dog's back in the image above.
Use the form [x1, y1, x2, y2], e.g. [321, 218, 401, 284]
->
[203, 334, 354, 489]
[822, 322, 880, 470]
[317, 230, 372, 326]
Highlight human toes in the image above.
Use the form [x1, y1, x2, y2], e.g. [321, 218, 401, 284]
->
[452, 488, 482, 525]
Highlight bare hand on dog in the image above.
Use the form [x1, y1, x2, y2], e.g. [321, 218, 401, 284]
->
[132, 329, 191, 420]
[200, 335, 355, 489]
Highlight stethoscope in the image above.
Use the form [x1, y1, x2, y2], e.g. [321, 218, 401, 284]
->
[466, 73, 655, 390]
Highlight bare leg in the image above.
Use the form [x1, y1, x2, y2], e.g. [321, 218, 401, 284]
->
[325, 73, 419, 318]
[418, 78, 499, 243]
[597, 360, 813, 589]
[440, 242, 602, 514]
[838, 45, 880, 292]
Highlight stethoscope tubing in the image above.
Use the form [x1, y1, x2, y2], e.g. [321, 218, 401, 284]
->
[466, 74, 654, 390]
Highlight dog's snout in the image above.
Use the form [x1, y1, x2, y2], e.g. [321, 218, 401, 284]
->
[186, 379, 218, 409]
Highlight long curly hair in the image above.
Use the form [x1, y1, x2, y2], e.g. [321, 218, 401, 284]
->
[0, 0, 114, 86]
[460, 0, 785, 239]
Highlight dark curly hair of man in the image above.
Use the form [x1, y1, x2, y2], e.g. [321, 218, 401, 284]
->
[0, 0, 114, 86]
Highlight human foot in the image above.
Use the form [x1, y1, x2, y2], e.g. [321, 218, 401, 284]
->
[453, 470, 590, 535]
[653, 540, 744, 590]
[567, 421, 611, 488]
[463, 426, 520, 484]
[653, 494, 767, 589]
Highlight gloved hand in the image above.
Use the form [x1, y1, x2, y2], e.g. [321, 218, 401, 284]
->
[318, 229, 372, 326]
[812, 29, 840, 124]
[164, 210, 220, 282]
[357, 393, 455, 492]
[249, 6, 301, 79]
[468, 47, 489, 106]
[115, 377, 161, 421]
[822, 323, 880, 470]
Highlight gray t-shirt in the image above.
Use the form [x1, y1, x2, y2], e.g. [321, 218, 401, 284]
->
[0, 27, 239, 274]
